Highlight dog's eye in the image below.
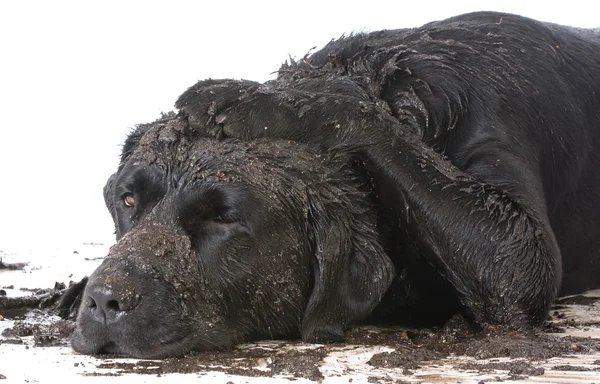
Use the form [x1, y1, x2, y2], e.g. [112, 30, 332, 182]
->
[213, 213, 238, 224]
[123, 193, 135, 207]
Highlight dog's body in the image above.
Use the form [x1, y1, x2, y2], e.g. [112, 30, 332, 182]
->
[64, 12, 600, 358]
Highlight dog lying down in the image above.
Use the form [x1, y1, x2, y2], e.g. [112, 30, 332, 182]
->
[58, 11, 600, 358]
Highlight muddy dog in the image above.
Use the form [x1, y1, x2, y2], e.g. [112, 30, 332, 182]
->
[61, 12, 600, 358]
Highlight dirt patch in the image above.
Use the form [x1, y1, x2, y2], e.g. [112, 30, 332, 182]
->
[345, 326, 420, 346]
[1, 295, 600, 381]
[270, 348, 327, 380]
[555, 295, 600, 306]
[92, 344, 326, 380]
[1, 310, 75, 347]
[0, 259, 27, 270]
[12, 316, 595, 381]
[411, 329, 598, 360]
[362, 322, 599, 380]
[458, 360, 545, 379]
[551, 364, 592, 371]
[368, 346, 443, 376]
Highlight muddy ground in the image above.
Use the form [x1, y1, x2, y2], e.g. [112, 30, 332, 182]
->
[1, 285, 600, 383]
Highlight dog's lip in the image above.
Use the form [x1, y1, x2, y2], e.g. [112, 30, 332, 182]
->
[127, 333, 202, 359]
[70, 325, 112, 356]
[121, 327, 224, 359]
[71, 315, 200, 358]
[73, 331, 198, 359]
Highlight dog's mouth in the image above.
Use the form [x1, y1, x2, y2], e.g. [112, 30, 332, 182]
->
[70, 319, 213, 358]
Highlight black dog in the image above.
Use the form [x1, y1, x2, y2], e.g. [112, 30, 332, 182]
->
[63, 11, 600, 358]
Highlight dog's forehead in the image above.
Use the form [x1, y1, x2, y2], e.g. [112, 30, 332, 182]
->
[128, 119, 328, 188]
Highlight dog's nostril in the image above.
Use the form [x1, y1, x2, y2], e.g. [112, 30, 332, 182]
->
[106, 300, 121, 312]
[87, 297, 97, 308]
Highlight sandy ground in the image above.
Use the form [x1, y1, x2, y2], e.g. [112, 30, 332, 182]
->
[1, 244, 600, 383]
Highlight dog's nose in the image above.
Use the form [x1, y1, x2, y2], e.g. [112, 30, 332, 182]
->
[85, 283, 140, 324]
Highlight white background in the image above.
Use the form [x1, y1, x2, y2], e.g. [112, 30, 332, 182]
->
[0, 0, 596, 251]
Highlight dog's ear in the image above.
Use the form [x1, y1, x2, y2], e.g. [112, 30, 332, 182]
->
[301, 185, 395, 343]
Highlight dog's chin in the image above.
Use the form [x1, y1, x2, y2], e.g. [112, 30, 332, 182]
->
[71, 324, 230, 358]
[70, 310, 226, 358]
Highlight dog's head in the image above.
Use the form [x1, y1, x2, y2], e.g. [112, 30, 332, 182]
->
[71, 116, 394, 358]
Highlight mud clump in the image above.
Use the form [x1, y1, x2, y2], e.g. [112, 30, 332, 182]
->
[0, 282, 67, 318]
[0, 258, 27, 270]
[1, 310, 75, 347]
[551, 364, 600, 371]
[368, 347, 443, 374]
[270, 348, 326, 381]
[458, 360, 545, 377]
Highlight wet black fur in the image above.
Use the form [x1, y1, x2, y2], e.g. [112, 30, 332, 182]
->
[62, 12, 600, 357]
